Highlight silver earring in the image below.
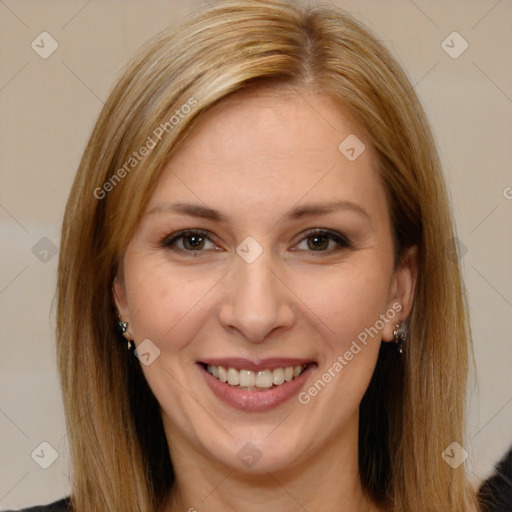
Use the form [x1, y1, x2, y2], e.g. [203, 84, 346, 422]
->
[393, 322, 407, 355]
[117, 321, 135, 352]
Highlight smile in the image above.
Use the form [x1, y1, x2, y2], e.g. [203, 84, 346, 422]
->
[206, 364, 309, 390]
[198, 359, 317, 412]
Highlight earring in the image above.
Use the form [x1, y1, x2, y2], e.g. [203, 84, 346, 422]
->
[393, 322, 407, 355]
[117, 321, 135, 352]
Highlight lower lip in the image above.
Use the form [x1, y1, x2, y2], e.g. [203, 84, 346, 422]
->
[199, 364, 316, 412]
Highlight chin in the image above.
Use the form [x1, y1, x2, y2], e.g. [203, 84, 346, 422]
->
[196, 423, 318, 475]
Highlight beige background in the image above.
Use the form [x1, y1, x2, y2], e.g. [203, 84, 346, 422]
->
[1, 0, 511, 509]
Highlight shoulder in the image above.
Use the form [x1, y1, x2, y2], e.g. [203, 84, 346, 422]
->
[478, 446, 512, 511]
[4, 497, 71, 512]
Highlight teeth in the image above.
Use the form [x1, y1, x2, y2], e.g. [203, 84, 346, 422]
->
[272, 367, 284, 385]
[239, 369, 255, 387]
[255, 370, 273, 388]
[206, 364, 308, 389]
[227, 368, 239, 386]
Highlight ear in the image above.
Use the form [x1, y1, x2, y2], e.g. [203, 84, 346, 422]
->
[382, 245, 418, 342]
[112, 274, 133, 341]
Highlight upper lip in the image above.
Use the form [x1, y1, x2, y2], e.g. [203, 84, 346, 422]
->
[199, 358, 316, 372]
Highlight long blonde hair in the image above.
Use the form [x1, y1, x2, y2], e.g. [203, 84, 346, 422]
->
[57, 1, 478, 510]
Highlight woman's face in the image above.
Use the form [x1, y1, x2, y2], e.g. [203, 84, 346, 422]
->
[114, 86, 416, 474]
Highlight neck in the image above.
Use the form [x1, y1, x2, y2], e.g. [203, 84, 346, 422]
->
[161, 415, 383, 512]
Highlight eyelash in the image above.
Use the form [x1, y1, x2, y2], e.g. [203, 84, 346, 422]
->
[160, 228, 352, 256]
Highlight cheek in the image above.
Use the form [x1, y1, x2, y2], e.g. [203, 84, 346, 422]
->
[295, 261, 391, 346]
[123, 256, 210, 346]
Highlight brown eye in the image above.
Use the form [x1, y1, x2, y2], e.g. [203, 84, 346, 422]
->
[161, 230, 216, 253]
[307, 234, 330, 251]
[295, 229, 352, 253]
[182, 233, 206, 250]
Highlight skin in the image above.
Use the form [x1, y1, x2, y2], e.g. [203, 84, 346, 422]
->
[114, 85, 418, 512]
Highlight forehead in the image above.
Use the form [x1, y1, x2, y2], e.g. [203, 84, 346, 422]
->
[172, 85, 365, 167]
[147, 86, 387, 225]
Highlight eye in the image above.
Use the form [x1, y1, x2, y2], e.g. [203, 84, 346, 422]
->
[161, 229, 218, 254]
[294, 228, 352, 254]
[161, 228, 352, 256]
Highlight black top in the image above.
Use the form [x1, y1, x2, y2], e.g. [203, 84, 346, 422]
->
[4, 497, 71, 512]
[478, 447, 512, 512]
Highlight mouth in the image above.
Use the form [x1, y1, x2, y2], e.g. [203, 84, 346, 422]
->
[197, 358, 317, 411]
[204, 363, 309, 390]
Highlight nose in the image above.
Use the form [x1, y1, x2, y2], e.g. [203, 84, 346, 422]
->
[218, 248, 295, 343]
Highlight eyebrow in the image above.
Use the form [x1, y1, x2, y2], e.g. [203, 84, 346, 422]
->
[147, 199, 370, 223]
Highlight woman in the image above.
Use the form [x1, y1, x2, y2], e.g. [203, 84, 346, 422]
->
[10, 0, 487, 510]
